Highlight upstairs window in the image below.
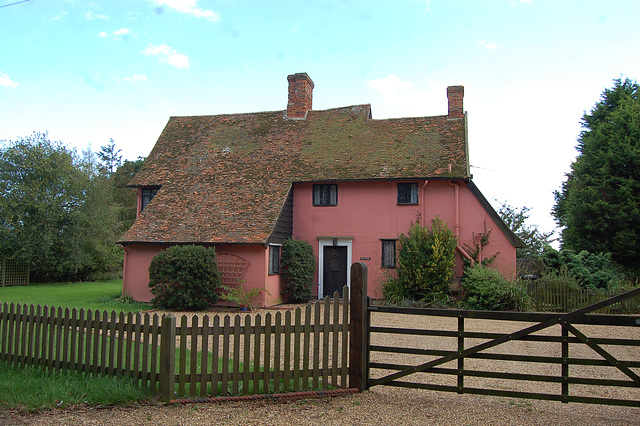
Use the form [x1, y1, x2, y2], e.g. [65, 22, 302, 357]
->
[313, 184, 338, 206]
[141, 187, 158, 212]
[397, 183, 418, 205]
[269, 245, 281, 275]
[381, 239, 397, 268]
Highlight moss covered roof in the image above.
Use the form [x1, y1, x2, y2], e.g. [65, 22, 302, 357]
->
[119, 105, 469, 244]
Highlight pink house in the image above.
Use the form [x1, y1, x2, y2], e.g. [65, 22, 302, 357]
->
[118, 73, 523, 306]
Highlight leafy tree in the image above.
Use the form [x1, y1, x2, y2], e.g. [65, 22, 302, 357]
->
[0, 132, 121, 282]
[497, 202, 555, 259]
[110, 158, 144, 233]
[77, 147, 123, 279]
[553, 77, 640, 273]
[98, 139, 122, 175]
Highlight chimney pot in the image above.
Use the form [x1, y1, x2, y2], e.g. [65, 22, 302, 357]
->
[447, 85, 464, 119]
[286, 73, 314, 119]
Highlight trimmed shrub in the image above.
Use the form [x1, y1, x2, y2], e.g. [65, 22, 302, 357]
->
[396, 217, 458, 300]
[148, 245, 221, 310]
[281, 239, 316, 303]
[462, 264, 531, 311]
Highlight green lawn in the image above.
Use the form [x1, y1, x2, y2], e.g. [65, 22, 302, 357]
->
[0, 280, 150, 313]
[0, 361, 153, 410]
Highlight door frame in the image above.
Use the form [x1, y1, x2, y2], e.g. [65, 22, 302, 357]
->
[318, 237, 352, 299]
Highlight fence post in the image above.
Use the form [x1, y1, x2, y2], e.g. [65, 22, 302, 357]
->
[159, 315, 176, 403]
[349, 262, 369, 391]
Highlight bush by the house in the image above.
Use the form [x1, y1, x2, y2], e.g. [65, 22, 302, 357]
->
[381, 273, 405, 304]
[281, 238, 315, 303]
[541, 247, 623, 289]
[394, 217, 458, 301]
[462, 264, 531, 311]
[148, 245, 221, 310]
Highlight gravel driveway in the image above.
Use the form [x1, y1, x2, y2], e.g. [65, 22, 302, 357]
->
[2, 307, 639, 425]
[2, 387, 639, 425]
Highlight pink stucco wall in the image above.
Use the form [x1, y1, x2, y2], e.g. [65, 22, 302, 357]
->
[292, 180, 517, 299]
[122, 243, 284, 306]
[123, 179, 516, 305]
[122, 243, 167, 302]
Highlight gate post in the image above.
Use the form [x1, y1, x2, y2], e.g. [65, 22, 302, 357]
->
[349, 262, 369, 391]
[159, 314, 176, 403]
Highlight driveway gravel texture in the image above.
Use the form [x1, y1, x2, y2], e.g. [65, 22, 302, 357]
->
[2, 306, 639, 425]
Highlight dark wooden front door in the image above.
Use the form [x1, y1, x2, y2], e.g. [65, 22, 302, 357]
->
[323, 246, 347, 297]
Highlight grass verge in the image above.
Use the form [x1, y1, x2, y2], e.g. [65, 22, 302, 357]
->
[0, 280, 150, 312]
[0, 361, 153, 411]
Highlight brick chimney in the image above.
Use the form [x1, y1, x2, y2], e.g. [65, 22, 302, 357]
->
[286, 73, 314, 119]
[447, 85, 464, 119]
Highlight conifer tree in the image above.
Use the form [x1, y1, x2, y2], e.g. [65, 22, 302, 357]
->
[553, 77, 640, 272]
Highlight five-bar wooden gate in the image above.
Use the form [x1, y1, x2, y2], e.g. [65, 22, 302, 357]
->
[349, 263, 640, 407]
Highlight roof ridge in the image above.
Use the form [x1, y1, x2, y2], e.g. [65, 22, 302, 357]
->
[167, 104, 374, 120]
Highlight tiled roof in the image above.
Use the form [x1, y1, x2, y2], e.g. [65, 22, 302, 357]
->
[119, 105, 468, 244]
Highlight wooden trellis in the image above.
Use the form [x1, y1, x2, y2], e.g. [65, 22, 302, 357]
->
[1, 257, 29, 287]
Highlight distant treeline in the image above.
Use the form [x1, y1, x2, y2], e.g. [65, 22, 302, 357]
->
[0, 132, 143, 282]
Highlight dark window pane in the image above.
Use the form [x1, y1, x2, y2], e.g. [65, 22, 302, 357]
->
[381, 240, 396, 268]
[313, 184, 338, 206]
[141, 187, 158, 212]
[269, 245, 280, 274]
[397, 183, 418, 204]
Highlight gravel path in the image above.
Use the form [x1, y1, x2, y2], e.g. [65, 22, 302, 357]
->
[2, 307, 639, 425]
[2, 388, 639, 425]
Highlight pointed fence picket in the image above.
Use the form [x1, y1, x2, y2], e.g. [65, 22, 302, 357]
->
[0, 302, 163, 390]
[0, 288, 350, 402]
[532, 284, 640, 313]
[168, 289, 350, 401]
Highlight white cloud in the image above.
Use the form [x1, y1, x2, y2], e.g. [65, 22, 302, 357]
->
[100, 28, 135, 40]
[51, 11, 67, 21]
[367, 75, 414, 98]
[114, 28, 131, 36]
[124, 74, 148, 83]
[85, 11, 110, 20]
[142, 43, 190, 69]
[0, 71, 18, 88]
[151, 0, 220, 22]
[477, 40, 498, 50]
[366, 75, 448, 118]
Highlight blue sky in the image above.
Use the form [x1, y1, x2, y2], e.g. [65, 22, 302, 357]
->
[1, 0, 639, 239]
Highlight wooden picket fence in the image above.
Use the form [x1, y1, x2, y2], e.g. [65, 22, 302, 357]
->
[0, 289, 350, 402]
[531, 283, 640, 314]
